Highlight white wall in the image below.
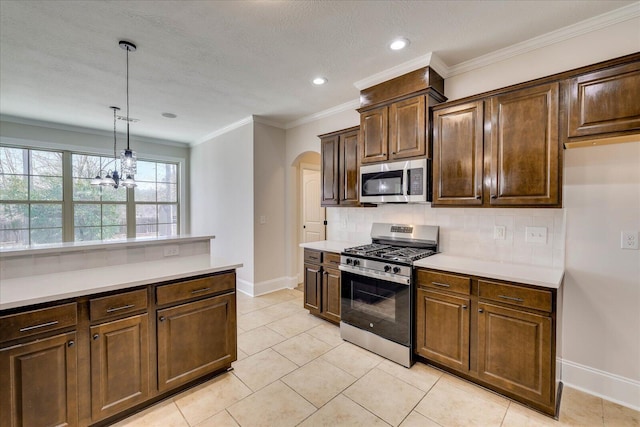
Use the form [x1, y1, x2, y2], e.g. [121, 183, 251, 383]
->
[563, 141, 640, 406]
[253, 122, 288, 288]
[284, 109, 360, 282]
[190, 123, 254, 284]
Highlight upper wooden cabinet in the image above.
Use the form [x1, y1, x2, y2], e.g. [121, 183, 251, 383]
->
[433, 83, 561, 207]
[565, 61, 640, 143]
[320, 126, 360, 207]
[488, 82, 560, 206]
[358, 66, 446, 165]
[432, 101, 484, 206]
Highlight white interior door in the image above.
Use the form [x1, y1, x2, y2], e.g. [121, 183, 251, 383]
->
[302, 168, 325, 242]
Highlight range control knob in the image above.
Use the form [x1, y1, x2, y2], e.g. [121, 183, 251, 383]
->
[393, 266, 401, 274]
[346, 258, 353, 265]
[384, 265, 391, 272]
[353, 259, 360, 266]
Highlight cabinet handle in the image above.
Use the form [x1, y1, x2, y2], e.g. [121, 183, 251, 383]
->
[431, 282, 450, 288]
[462, 305, 468, 309]
[19, 320, 59, 332]
[478, 308, 484, 313]
[476, 195, 481, 199]
[191, 287, 211, 294]
[68, 340, 75, 347]
[93, 334, 99, 340]
[498, 295, 524, 303]
[106, 304, 135, 313]
[159, 316, 166, 322]
[490, 195, 497, 199]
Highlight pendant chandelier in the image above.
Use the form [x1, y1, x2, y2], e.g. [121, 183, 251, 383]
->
[91, 40, 138, 189]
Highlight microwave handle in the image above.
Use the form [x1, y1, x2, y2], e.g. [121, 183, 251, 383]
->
[406, 169, 411, 195]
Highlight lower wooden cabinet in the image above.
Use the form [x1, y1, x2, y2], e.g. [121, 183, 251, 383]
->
[303, 249, 341, 324]
[0, 270, 238, 426]
[416, 288, 470, 372]
[415, 267, 560, 416]
[90, 314, 150, 421]
[477, 302, 552, 405]
[0, 331, 78, 427]
[157, 293, 236, 392]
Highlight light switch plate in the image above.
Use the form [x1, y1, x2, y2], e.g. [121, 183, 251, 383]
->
[494, 226, 506, 240]
[525, 226, 547, 244]
[621, 231, 638, 250]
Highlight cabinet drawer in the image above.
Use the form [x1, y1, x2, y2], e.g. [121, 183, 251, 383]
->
[90, 288, 148, 322]
[0, 302, 77, 343]
[479, 281, 552, 312]
[323, 252, 341, 269]
[416, 270, 471, 295]
[304, 249, 322, 264]
[156, 272, 235, 306]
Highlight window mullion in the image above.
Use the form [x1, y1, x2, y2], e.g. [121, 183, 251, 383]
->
[127, 186, 136, 238]
[62, 151, 74, 242]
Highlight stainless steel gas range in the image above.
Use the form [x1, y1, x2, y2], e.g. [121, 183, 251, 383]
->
[339, 223, 439, 367]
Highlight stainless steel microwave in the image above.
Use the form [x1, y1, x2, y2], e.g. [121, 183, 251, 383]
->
[360, 158, 431, 203]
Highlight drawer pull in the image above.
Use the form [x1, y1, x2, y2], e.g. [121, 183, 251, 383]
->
[93, 334, 99, 340]
[19, 320, 59, 332]
[106, 304, 135, 313]
[68, 340, 75, 347]
[191, 287, 211, 295]
[159, 316, 166, 322]
[432, 282, 450, 288]
[498, 295, 524, 303]
[462, 305, 468, 309]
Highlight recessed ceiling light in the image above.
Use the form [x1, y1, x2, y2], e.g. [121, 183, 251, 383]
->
[389, 38, 410, 51]
[312, 77, 328, 85]
[162, 112, 177, 118]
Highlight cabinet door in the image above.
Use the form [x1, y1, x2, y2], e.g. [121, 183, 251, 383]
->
[90, 314, 149, 421]
[415, 289, 470, 372]
[389, 96, 426, 160]
[489, 83, 560, 206]
[567, 61, 640, 138]
[157, 293, 236, 392]
[360, 106, 388, 164]
[322, 267, 341, 324]
[339, 130, 360, 206]
[432, 101, 484, 206]
[304, 263, 322, 315]
[321, 135, 339, 206]
[0, 332, 78, 427]
[478, 302, 552, 406]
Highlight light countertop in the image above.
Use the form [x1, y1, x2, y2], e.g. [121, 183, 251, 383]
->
[414, 254, 564, 289]
[0, 254, 242, 311]
[299, 240, 362, 254]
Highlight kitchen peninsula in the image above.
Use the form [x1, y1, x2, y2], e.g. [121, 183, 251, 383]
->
[0, 236, 242, 426]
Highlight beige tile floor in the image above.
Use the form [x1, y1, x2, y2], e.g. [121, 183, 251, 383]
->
[113, 288, 639, 427]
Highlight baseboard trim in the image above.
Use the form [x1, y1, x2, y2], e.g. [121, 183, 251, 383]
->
[560, 358, 640, 411]
[236, 276, 298, 297]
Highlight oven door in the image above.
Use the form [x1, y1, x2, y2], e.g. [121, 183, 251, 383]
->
[340, 269, 411, 346]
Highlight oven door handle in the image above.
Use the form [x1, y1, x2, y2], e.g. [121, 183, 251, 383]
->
[339, 264, 411, 286]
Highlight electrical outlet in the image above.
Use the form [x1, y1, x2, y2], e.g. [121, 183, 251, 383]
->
[259, 215, 267, 224]
[493, 225, 506, 240]
[621, 231, 639, 250]
[525, 226, 547, 244]
[163, 245, 180, 257]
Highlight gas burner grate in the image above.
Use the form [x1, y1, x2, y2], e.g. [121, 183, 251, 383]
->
[343, 243, 392, 255]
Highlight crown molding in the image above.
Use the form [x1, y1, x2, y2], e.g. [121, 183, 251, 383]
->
[252, 115, 286, 129]
[0, 114, 189, 147]
[191, 116, 254, 146]
[353, 52, 450, 90]
[285, 99, 360, 130]
[447, 2, 640, 77]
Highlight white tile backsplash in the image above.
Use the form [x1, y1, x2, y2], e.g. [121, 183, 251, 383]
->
[328, 205, 565, 268]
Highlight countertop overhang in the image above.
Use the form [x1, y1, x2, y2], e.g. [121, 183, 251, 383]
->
[0, 254, 242, 311]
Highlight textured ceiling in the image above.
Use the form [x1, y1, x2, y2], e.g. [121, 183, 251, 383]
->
[0, 0, 635, 144]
